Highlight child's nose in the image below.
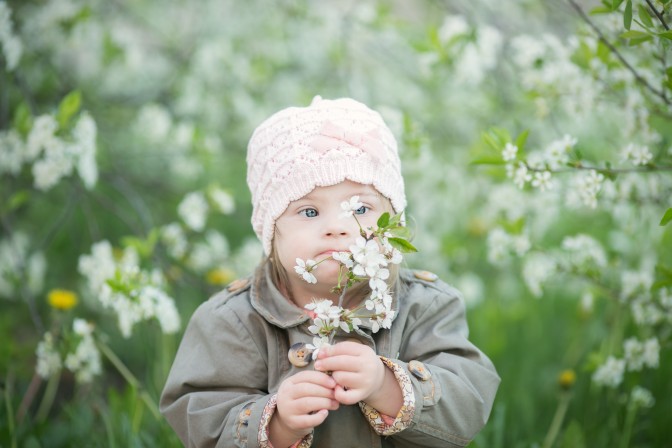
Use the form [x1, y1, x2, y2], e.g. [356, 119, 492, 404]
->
[323, 216, 352, 238]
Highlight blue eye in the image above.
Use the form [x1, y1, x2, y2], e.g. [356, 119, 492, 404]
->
[354, 206, 368, 215]
[300, 208, 318, 218]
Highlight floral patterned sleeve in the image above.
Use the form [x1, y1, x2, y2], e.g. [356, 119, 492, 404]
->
[358, 357, 416, 435]
[258, 393, 313, 448]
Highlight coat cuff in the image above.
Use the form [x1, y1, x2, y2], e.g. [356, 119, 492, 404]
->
[358, 356, 416, 436]
[258, 393, 313, 447]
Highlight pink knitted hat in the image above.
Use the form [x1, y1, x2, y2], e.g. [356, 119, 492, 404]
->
[247, 95, 406, 254]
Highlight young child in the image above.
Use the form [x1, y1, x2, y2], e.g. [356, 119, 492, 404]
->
[160, 96, 500, 447]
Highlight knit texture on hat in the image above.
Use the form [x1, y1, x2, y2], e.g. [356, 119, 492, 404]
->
[247, 96, 406, 254]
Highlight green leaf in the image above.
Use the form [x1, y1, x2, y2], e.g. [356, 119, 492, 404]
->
[612, 0, 625, 10]
[377, 212, 390, 228]
[388, 225, 411, 239]
[620, 30, 649, 39]
[7, 190, 31, 213]
[660, 207, 672, 226]
[637, 4, 654, 27]
[623, 0, 632, 29]
[469, 157, 506, 166]
[515, 130, 530, 152]
[652, 264, 672, 290]
[13, 102, 33, 137]
[387, 237, 418, 253]
[658, 30, 672, 41]
[57, 90, 82, 130]
[590, 6, 614, 14]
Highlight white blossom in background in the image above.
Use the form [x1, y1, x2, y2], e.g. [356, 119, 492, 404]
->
[135, 103, 173, 143]
[64, 319, 102, 383]
[531, 171, 553, 191]
[522, 252, 557, 297]
[621, 143, 653, 166]
[19, 111, 99, 191]
[78, 241, 180, 338]
[178, 191, 209, 232]
[502, 143, 518, 162]
[561, 234, 607, 268]
[0, 130, 24, 174]
[36, 332, 62, 378]
[630, 386, 655, 409]
[0, 232, 47, 299]
[0, 2, 22, 71]
[73, 112, 99, 189]
[161, 222, 188, 259]
[78, 240, 116, 293]
[567, 170, 605, 209]
[187, 230, 230, 272]
[511, 163, 532, 189]
[543, 134, 577, 169]
[486, 227, 531, 265]
[208, 187, 235, 214]
[592, 356, 626, 388]
[620, 268, 654, 301]
[624, 337, 660, 371]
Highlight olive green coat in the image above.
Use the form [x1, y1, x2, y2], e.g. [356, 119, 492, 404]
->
[160, 266, 500, 447]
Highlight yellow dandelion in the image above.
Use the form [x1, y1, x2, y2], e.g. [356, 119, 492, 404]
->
[47, 289, 78, 310]
[206, 267, 236, 286]
[558, 369, 576, 390]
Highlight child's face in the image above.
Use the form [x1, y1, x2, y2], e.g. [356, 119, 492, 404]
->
[274, 180, 388, 303]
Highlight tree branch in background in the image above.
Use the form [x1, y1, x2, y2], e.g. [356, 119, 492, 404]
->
[567, 0, 671, 106]
[645, 0, 670, 30]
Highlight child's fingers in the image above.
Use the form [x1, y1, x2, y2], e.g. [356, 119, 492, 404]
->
[285, 409, 330, 430]
[314, 355, 359, 373]
[333, 384, 365, 405]
[287, 370, 337, 388]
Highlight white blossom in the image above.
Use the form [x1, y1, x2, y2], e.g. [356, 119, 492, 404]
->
[208, 187, 235, 214]
[624, 337, 659, 371]
[0, 232, 47, 299]
[512, 163, 532, 189]
[522, 252, 557, 297]
[161, 222, 188, 259]
[64, 320, 102, 383]
[630, 386, 655, 409]
[294, 258, 317, 284]
[332, 251, 354, 268]
[569, 170, 604, 209]
[178, 191, 209, 232]
[339, 195, 363, 218]
[350, 237, 388, 277]
[622, 143, 653, 166]
[561, 234, 607, 268]
[592, 356, 626, 388]
[36, 332, 62, 378]
[0, 3, 22, 71]
[502, 143, 518, 162]
[531, 171, 553, 191]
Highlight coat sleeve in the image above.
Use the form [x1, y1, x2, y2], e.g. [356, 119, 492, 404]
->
[159, 291, 273, 448]
[385, 279, 500, 447]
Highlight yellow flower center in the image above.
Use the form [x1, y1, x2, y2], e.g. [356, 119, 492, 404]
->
[47, 289, 78, 310]
[558, 369, 576, 389]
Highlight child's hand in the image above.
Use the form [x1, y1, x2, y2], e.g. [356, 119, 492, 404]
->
[271, 370, 339, 444]
[314, 341, 387, 406]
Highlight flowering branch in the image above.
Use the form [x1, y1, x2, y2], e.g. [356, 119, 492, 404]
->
[292, 196, 417, 362]
[566, 0, 671, 105]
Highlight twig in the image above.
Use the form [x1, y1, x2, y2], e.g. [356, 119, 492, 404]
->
[645, 0, 670, 30]
[525, 163, 672, 174]
[567, 0, 671, 105]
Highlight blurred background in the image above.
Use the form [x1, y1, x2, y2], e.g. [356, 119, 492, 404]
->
[1, 0, 671, 446]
